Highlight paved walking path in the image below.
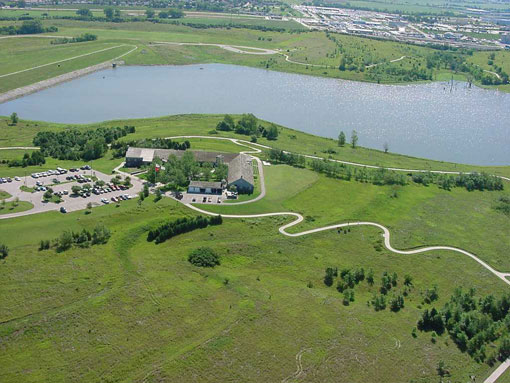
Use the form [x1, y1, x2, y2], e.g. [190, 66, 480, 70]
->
[151, 41, 278, 55]
[162, 135, 510, 383]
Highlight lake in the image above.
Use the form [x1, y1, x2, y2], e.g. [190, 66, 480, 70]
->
[1, 64, 509, 165]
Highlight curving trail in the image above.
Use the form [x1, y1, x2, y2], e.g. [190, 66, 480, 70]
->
[161, 135, 510, 381]
[151, 41, 278, 55]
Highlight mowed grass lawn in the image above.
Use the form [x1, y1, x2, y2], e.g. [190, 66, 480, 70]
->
[0, 194, 508, 382]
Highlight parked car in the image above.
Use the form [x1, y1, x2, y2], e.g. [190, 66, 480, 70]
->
[60, 207, 67, 213]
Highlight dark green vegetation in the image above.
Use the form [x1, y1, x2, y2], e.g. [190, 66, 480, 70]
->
[217, 113, 279, 140]
[0, 109, 509, 381]
[34, 125, 135, 161]
[147, 215, 223, 244]
[53, 224, 111, 252]
[0, 19, 57, 35]
[50, 33, 97, 45]
[418, 288, 510, 365]
[188, 246, 221, 268]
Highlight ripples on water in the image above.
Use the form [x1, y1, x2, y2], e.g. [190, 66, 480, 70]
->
[0, 64, 508, 165]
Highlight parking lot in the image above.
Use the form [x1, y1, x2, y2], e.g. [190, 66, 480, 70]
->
[0, 166, 144, 219]
[174, 191, 238, 205]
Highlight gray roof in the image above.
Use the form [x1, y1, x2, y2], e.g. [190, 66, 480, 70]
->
[227, 154, 254, 186]
[126, 147, 238, 164]
[189, 180, 223, 189]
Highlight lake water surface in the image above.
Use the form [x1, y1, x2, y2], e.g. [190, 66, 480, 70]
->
[1, 64, 509, 165]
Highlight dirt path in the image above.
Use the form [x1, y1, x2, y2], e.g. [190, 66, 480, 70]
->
[151, 41, 278, 55]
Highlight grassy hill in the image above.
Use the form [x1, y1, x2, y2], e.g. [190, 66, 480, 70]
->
[0, 113, 509, 382]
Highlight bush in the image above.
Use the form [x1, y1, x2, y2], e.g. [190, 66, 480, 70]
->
[188, 247, 220, 268]
[147, 215, 222, 244]
[0, 244, 8, 259]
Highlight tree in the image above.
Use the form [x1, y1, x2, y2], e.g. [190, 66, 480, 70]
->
[0, 244, 8, 259]
[71, 185, 82, 195]
[351, 130, 358, 149]
[92, 224, 111, 245]
[143, 184, 149, 198]
[114, 9, 121, 18]
[104, 7, 114, 19]
[1, 199, 5, 210]
[265, 124, 279, 140]
[13, 197, 19, 207]
[155, 188, 162, 201]
[10, 112, 18, 125]
[188, 247, 220, 267]
[145, 9, 155, 18]
[169, 8, 184, 18]
[383, 142, 389, 153]
[338, 131, 346, 146]
[76, 8, 93, 17]
[138, 190, 145, 202]
[56, 231, 73, 252]
[158, 11, 169, 18]
[18, 20, 43, 34]
[404, 275, 413, 286]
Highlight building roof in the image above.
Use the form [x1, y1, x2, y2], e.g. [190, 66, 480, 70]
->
[227, 154, 254, 186]
[126, 147, 155, 163]
[189, 180, 223, 189]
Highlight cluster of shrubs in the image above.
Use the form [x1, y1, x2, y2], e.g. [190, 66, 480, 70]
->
[49, 224, 111, 253]
[7, 151, 45, 168]
[216, 114, 279, 140]
[269, 149, 306, 168]
[309, 159, 407, 186]
[412, 171, 504, 192]
[51, 33, 97, 45]
[0, 244, 8, 259]
[494, 195, 510, 216]
[417, 288, 510, 364]
[147, 215, 222, 244]
[322, 266, 410, 310]
[33, 125, 135, 161]
[188, 247, 220, 268]
[0, 20, 57, 35]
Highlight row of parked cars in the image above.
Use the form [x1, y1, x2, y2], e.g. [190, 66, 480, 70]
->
[0, 176, 21, 184]
[100, 194, 132, 204]
[31, 167, 69, 178]
[66, 174, 93, 183]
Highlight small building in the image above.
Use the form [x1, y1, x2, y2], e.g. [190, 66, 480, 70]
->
[187, 181, 223, 195]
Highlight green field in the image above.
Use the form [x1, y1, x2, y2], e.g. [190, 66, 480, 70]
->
[0, 111, 510, 381]
[0, 199, 33, 214]
[0, 16, 509, 94]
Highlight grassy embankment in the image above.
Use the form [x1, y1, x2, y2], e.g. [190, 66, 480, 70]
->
[1, 114, 509, 179]
[1, 19, 509, 94]
[0, 173, 509, 381]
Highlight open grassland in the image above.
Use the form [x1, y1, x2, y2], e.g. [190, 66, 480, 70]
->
[0, 193, 508, 382]
[1, 115, 509, 178]
[203, 163, 510, 270]
[0, 199, 33, 214]
[0, 18, 508, 93]
[0, 36, 134, 93]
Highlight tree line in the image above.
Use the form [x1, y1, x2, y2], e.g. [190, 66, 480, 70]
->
[6, 151, 45, 168]
[33, 125, 135, 161]
[51, 33, 97, 45]
[43, 224, 111, 253]
[147, 215, 223, 244]
[417, 288, 510, 364]
[216, 114, 279, 141]
[0, 20, 57, 35]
